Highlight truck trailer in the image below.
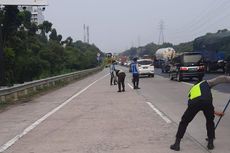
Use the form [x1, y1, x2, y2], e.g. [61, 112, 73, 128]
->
[155, 47, 176, 72]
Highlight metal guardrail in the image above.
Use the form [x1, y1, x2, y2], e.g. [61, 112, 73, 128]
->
[0, 66, 103, 103]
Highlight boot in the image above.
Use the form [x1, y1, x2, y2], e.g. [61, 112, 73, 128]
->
[207, 139, 214, 150]
[170, 138, 181, 151]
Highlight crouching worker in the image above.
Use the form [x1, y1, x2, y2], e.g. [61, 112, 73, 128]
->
[115, 69, 126, 92]
[170, 75, 230, 151]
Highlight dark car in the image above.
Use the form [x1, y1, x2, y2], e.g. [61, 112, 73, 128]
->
[169, 52, 205, 81]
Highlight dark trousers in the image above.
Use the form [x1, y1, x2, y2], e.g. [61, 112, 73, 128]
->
[118, 73, 126, 91]
[176, 100, 215, 140]
[110, 72, 117, 85]
[132, 74, 139, 88]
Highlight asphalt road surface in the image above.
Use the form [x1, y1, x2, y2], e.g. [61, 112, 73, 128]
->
[0, 67, 229, 153]
[130, 67, 230, 153]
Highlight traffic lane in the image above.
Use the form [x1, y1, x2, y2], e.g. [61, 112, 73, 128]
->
[120, 67, 216, 151]
[155, 68, 230, 93]
[129, 72, 230, 153]
[0, 69, 109, 152]
[3, 69, 207, 153]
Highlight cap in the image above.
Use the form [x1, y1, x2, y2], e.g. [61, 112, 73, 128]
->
[133, 57, 138, 61]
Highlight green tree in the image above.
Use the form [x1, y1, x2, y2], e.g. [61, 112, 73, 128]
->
[38, 20, 52, 41]
[1, 6, 102, 85]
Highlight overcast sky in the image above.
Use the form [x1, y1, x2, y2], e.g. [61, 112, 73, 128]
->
[44, 0, 230, 53]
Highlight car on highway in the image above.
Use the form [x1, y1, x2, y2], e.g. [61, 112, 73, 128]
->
[169, 52, 205, 81]
[137, 59, 154, 77]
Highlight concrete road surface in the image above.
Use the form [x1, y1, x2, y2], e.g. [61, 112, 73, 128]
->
[0, 68, 215, 153]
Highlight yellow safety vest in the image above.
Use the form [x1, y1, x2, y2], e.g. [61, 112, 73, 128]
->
[188, 81, 205, 100]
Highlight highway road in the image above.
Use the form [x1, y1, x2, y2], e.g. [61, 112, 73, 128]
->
[126, 67, 230, 153]
[0, 67, 229, 153]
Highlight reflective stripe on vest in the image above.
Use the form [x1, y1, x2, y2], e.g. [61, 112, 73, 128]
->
[188, 81, 205, 100]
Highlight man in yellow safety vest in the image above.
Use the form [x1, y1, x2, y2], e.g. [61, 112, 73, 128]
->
[170, 75, 230, 151]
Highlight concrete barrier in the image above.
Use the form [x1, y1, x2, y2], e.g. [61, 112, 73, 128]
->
[0, 66, 103, 103]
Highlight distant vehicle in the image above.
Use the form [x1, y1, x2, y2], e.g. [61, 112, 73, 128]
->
[119, 56, 128, 65]
[105, 53, 113, 67]
[169, 52, 205, 81]
[155, 47, 176, 61]
[155, 47, 176, 72]
[195, 50, 225, 73]
[137, 59, 154, 77]
[154, 59, 164, 69]
[225, 55, 230, 76]
[161, 60, 171, 73]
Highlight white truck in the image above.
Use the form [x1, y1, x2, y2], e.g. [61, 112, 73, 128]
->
[155, 47, 176, 72]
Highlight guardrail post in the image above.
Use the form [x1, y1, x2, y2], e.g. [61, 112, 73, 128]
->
[14, 92, 18, 101]
[24, 89, 28, 95]
[1, 96, 6, 103]
[40, 84, 43, 89]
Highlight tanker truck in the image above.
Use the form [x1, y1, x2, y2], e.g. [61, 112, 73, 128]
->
[155, 47, 176, 72]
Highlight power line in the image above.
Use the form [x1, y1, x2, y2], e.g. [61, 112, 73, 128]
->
[167, 0, 230, 43]
[186, 0, 230, 33]
[170, 0, 229, 35]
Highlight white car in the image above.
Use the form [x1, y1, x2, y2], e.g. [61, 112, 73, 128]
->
[137, 59, 154, 77]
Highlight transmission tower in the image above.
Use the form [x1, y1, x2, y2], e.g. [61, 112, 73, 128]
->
[158, 21, 165, 45]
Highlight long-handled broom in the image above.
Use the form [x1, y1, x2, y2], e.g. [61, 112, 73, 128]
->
[206, 98, 230, 141]
[214, 98, 230, 129]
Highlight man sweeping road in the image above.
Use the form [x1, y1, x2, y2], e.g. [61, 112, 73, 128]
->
[170, 75, 230, 151]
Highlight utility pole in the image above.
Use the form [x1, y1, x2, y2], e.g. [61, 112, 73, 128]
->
[138, 36, 141, 47]
[87, 26, 89, 43]
[0, 1, 47, 86]
[83, 24, 86, 42]
[158, 20, 165, 45]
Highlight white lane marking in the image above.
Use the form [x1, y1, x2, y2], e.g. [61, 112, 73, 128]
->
[146, 102, 172, 124]
[0, 74, 109, 153]
[127, 81, 171, 124]
[182, 82, 193, 86]
[128, 83, 133, 89]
